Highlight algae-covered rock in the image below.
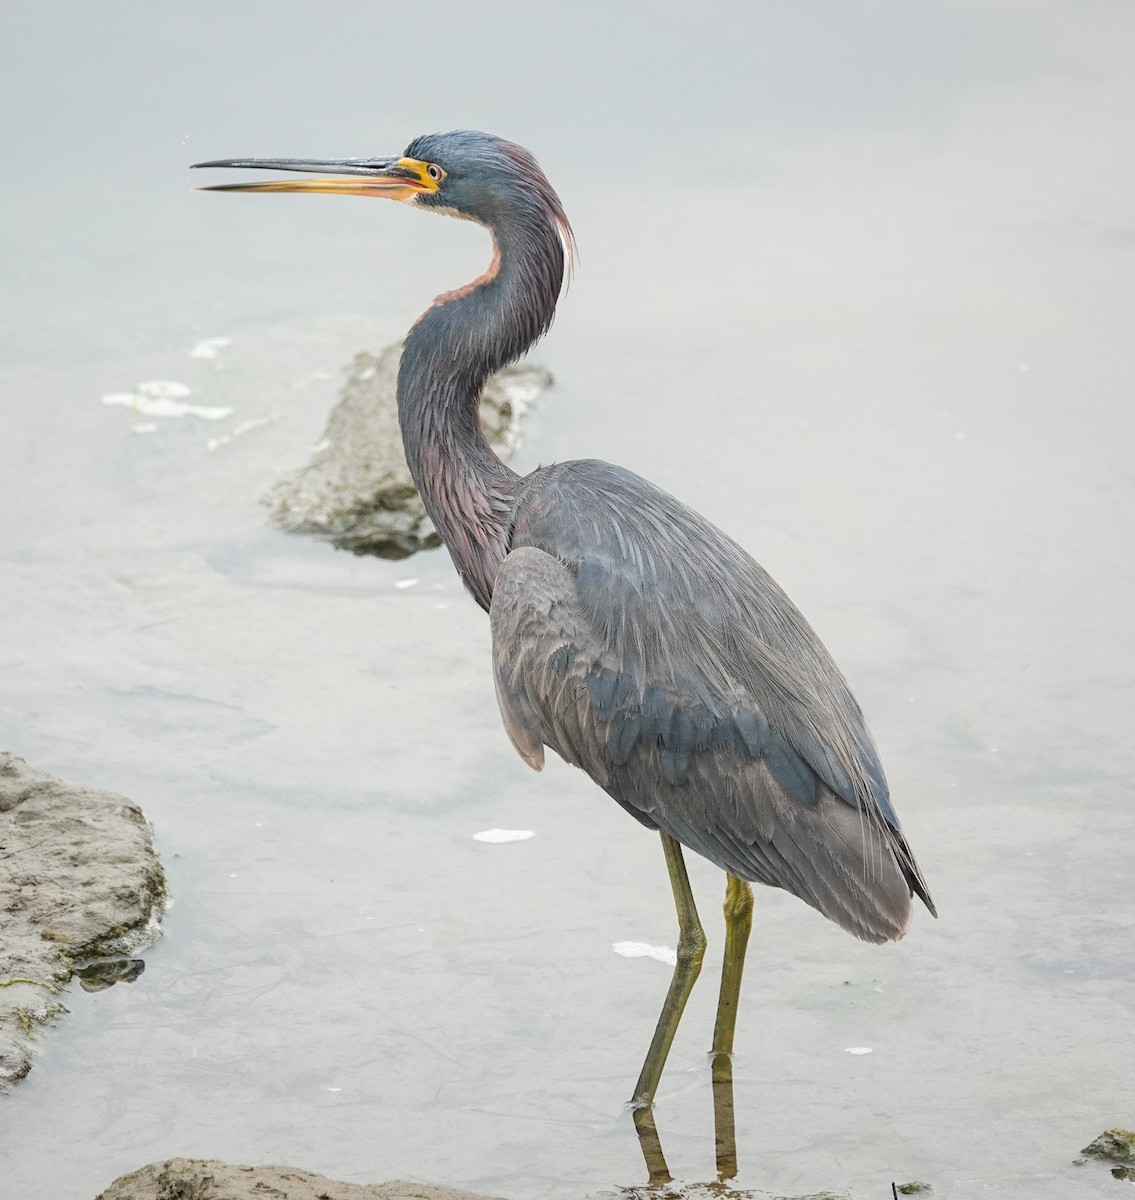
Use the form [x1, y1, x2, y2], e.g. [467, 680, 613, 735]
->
[0, 752, 165, 1092]
[1081, 1128, 1135, 1163]
[895, 1184, 932, 1195]
[621, 1186, 845, 1200]
[95, 1158, 504, 1200]
[264, 342, 552, 558]
[774, 1192, 846, 1200]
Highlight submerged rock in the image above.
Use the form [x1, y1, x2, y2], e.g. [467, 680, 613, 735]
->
[95, 1159, 503, 1200]
[263, 342, 553, 558]
[1081, 1128, 1135, 1163]
[620, 1187, 845, 1199]
[0, 752, 165, 1092]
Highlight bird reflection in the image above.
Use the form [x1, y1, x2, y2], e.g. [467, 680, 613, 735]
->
[632, 1049, 742, 1189]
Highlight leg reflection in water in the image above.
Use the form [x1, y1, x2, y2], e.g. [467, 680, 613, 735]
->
[712, 875, 754, 1180]
[632, 870, 755, 1187]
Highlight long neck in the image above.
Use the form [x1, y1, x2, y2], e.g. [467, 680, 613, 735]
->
[397, 211, 565, 611]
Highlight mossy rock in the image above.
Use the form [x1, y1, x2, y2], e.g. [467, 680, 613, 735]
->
[1081, 1128, 1135, 1163]
[264, 342, 553, 558]
[95, 1158, 504, 1199]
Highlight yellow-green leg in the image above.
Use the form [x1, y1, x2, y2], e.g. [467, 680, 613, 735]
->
[710, 874, 753, 1180]
[631, 832, 707, 1129]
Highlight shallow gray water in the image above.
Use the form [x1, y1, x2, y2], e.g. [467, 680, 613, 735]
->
[1, 4, 1132, 1198]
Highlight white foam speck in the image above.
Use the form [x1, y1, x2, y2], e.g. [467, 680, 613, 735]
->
[190, 337, 232, 359]
[473, 829, 535, 844]
[394, 579, 418, 589]
[234, 417, 271, 436]
[845, 1046, 873, 1055]
[207, 416, 275, 452]
[613, 941, 677, 966]
[138, 380, 192, 398]
[129, 423, 158, 435]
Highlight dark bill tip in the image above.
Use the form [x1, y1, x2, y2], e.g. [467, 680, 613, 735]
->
[190, 156, 401, 177]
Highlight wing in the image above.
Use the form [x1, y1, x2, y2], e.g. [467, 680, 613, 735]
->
[490, 461, 935, 944]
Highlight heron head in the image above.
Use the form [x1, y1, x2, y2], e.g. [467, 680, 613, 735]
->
[192, 130, 572, 252]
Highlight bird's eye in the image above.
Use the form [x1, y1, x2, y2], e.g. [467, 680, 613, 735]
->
[426, 163, 444, 182]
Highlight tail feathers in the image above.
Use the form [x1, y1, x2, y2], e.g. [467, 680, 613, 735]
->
[891, 827, 938, 919]
[773, 793, 914, 943]
[656, 784, 926, 945]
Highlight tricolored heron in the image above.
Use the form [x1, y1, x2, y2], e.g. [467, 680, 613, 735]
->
[194, 131, 935, 1173]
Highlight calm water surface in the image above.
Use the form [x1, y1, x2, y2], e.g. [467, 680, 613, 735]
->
[1, 4, 1132, 1198]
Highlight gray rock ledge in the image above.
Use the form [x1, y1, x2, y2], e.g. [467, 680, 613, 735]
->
[263, 342, 553, 559]
[0, 752, 165, 1092]
[95, 1159, 503, 1200]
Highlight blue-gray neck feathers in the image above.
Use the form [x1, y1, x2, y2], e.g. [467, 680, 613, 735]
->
[397, 134, 570, 610]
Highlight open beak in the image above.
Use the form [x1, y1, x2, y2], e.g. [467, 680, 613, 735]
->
[190, 155, 439, 200]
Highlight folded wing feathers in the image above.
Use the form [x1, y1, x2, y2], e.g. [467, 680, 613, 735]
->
[491, 541, 931, 942]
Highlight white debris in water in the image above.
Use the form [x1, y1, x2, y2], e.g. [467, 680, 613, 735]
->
[393, 578, 418, 589]
[129, 423, 158, 435]
[189, 337, 232, 359]
[473, 829, 535, 844]
[613, 941, 678, 966]
[844, 1046, 873, 1055]
[236, 417, 272, 436]
[206, 416, 275, 451]
[102, 380, 232, 421]
[102, 393, 233, 420]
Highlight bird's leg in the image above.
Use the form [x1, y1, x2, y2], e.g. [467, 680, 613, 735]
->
[710, 873, 753, 1181]
[711, 874, 754, 1063]
[631, 832, 707, 1122]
